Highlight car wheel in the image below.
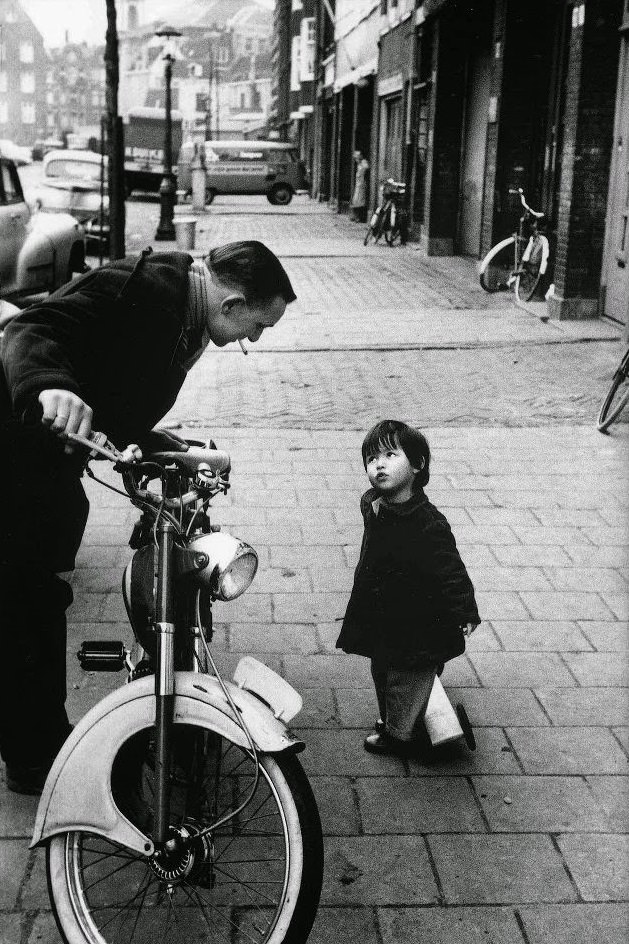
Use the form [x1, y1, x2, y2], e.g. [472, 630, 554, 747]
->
[65, 243, 87, 284]
[268, 184, 292, 206]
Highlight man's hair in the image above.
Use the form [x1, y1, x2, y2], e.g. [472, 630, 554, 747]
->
[205, 240, 297, 305]
[361, 419, 431, 487]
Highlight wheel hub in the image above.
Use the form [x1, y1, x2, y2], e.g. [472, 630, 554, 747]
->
[149, 823, 214, 886]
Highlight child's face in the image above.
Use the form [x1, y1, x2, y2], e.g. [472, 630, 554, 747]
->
[365, 440, 418, 503]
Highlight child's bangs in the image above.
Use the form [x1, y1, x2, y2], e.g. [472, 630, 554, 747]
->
[362, 429, 399, 461]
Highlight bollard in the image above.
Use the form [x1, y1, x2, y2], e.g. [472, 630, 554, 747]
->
[174, 216, 197, 251]
[191, 146, 207, 212]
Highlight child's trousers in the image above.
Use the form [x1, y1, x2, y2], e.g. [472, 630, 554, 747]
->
[371, 662, 437, 741]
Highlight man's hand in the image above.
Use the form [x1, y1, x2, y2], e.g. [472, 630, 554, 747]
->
[38, 389, 93, 454]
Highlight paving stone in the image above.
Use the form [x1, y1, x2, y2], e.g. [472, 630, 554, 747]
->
[66, 593, 107, 621]
[601, 593, 629, 620]
[564, 545, 629, 567]
[308, 777, 361, 835]
[468, 508, 541, 526]
[519, 903, 629, 944]
[444, 688, 551, 726]
[273, 592, 348, 623]
[284, 654, 372, 688]
[0, 914, 23, 944]
[461, 622, 502, 650]
[316, 621, 348, 653]
[356, 777, 486, 833]
[446, 526, 520, 545]
[335, 688, 380, 727]
[212, 593, 273, 623]
[535, 687, 629, 725]
[0, 840, 29, 908]
[577, 620, 629, 650]
[19, 849, 48, 909]
[468, 652, 575, 687]
[584, 776, 629, 831]
[378, 905, 525, 944]
[406, 728, 522, 776]
[557, 834, 629, 901]
[440, 657, 481, 686]
[25, 912, 63, 944]
[561, 652, 629, 686]
[322, 836, 438, 905]
[519, 592, 615, 621]
[308, 907, 380, 944]
[428, 834, 576, 903]
[296, 729, 405, 777]
[294, 687, 338, 728]
[473, 592, 530, 620]
[543, 567, 628, 593]
[250, 567, 312, 593]
[513, 527, 594, 546]
[492, 545, 573, 566]
[468, 568, 552, 591]
[270, 544, 347, 569]
[581, 527, 629, 547]
[74, 545, 121, 568]
[0, 777, 40, 837]
[612, 726, 629, 751]
[490, 620, 592, 651]
[472, 775, 613, 831]
[506, 727, 629, 774]
[229, 622, 319, 654]
[534, 509, 610, 526]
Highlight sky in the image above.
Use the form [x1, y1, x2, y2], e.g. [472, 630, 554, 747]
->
[20, 0, 274, 49]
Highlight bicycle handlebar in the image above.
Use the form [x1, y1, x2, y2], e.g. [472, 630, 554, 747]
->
[508, 187, 544, 219]
[66, 432, 231, 475]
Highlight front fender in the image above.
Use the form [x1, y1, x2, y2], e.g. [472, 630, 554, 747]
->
[31, 672, 303, 854]
[17, 212, 83, 290]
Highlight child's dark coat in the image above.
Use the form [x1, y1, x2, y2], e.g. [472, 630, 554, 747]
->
[336, 486, 480, 670]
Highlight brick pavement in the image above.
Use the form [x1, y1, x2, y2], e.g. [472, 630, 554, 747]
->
[1, 195, 628, 944]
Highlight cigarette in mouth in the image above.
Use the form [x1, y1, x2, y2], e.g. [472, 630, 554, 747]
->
[238, 339, 248, 355]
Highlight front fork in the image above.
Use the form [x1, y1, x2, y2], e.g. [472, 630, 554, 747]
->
[154, 518, 176, 845]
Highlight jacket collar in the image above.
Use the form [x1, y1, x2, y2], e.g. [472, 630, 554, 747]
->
[366, 483, 428, 518]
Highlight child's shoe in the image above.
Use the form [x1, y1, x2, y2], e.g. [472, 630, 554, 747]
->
[364, 732, 413, 756]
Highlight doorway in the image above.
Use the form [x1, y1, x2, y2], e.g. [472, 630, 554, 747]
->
[459, 48, 491, 256]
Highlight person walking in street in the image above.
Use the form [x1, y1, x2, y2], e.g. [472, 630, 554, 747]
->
[0, 241, 296, 795]
[336, 419, 480, 756]
[350, 151, 370, 222]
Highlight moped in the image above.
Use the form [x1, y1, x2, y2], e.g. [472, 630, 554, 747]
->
[32, 432, 324, 944]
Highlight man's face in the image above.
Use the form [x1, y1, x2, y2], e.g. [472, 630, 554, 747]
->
[208, 294, 286, 347]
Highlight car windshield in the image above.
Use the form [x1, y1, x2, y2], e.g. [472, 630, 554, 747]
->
[46, 159, 103, 183]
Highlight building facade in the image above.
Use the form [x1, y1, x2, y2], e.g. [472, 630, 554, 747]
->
[45, 43, 106, 141]
[0, 0, 46, 146]
[272, 0, 626, 325]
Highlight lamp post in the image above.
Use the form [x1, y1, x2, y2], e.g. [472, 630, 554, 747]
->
[155, 24, 181, 241]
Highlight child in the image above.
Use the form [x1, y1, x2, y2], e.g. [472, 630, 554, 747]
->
[336, 420, 480, 756]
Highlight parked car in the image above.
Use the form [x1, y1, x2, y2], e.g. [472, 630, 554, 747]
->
[0, 138, 32, 166]
[31, 138, 65, 161]
[177, 139, 310, 205]
[0, 156, 86, 303]
[28, 149, 109, 250]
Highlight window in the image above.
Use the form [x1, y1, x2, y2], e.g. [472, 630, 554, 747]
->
[46, 158, 102, 182]
[21, 101, 35, 123]
[20, 72, 35, 94]
[291, 0, 303, 9]
[19, 42, 34, 64]
[0, 101, 8, 124]
[128, 4, 138, 30]
[92, 91, 99, 106]
[196, 92, 208, 112]
[0, 72, 6, 93]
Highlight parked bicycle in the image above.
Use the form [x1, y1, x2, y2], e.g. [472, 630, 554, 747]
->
[32, 432, 323, 944]
[364, 178, 409, 246]
[479, 188, 550, 303]
[597, 343, 629, 432]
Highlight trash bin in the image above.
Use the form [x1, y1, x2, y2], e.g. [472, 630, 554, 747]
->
[174, 216, 197, 251]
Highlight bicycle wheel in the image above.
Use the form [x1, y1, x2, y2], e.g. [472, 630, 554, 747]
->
[479, 237, 516, 292]
[515, 233, 549, 303]
[47, 722, 323, 944]
[597, 348, 629, 432]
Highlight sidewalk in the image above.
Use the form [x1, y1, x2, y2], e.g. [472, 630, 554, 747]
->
[1, 195, 627, 944]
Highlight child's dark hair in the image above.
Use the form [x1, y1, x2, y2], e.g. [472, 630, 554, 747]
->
[362, 420, 431, 487]
[205, 241, 297, 305]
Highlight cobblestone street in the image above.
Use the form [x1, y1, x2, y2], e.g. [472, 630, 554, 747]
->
[1, 196, 627, 944]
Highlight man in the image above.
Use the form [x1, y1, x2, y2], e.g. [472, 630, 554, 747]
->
[0, 241, 296, 794]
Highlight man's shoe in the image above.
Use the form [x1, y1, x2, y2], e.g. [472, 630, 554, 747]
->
[363, 732, 412, 756]
[6, 763, 49, 796]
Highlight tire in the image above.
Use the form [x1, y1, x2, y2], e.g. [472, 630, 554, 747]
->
[515, 233, 549, 303]
[385, 224, 401, 246]
[205, 188, 217, 205]
[597, 348, 629, 433]
[47, 723, 323, 944]
[479, 237, 516, 293]
[364, 215, 384, 245]
[268, 185, 292, 206]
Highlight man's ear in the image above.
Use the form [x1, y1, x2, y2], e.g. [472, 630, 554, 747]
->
[220, 293, 247, 320]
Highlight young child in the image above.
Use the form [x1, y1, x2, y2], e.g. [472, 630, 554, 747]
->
[336, 420, 480, 756]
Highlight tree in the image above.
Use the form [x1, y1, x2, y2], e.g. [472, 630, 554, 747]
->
[104, 0, 125, 259]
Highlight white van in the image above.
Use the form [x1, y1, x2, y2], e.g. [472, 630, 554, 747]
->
[178, 140, 309, 205]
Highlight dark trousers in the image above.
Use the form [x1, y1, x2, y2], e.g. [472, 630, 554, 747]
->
[0, 564, 74, 767]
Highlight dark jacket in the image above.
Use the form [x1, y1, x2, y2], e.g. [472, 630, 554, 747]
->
[0, 249, 193, 570]
[336, 485, 480, 670]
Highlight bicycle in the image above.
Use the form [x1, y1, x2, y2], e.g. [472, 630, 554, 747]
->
[364, 178, 409, 246]
[479, 188, 550, 303]
[32, 432, 324, 944]
[597, 344, 629, 432]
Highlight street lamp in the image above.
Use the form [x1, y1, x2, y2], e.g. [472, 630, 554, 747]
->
[154, 24, 181, 241]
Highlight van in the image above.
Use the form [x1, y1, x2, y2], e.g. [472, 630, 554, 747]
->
[178, 140, 309, 205]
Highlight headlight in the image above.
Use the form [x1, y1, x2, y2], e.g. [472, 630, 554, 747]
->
[189, 532, 258, 601]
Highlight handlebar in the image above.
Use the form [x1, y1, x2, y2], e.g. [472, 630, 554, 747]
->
[66, 432, 231, 476]
[508, 188, 544, 219]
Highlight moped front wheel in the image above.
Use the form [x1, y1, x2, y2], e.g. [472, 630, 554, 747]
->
[46, 723, 323, 944]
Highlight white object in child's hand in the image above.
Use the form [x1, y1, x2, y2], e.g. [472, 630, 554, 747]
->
[463, 622, 479, 637]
